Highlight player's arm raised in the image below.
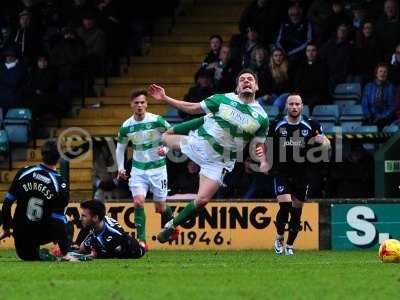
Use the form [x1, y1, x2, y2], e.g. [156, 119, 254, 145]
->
[116, 126, 128, 180]
[148, 84, 204, 115]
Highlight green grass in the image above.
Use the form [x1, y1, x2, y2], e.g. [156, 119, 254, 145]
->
[0, 250, 399, 300]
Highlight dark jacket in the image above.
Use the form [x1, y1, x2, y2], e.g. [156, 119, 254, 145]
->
[375, 15, 400, 59]
[275, 20, 313, 57]
[0, 61, 27, 108]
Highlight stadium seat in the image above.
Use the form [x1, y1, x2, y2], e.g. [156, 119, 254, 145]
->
[263, 105, 280, 120]
[319, 122, 337, 133]
[334, 100, 356, 112]
[0, 129, 11, 170]
[332, 83, 361, 100]
[340, 105, 364, 122]
[383, 124, 399, 133]
[312, 105, 340, 123]
[341, 123, 378, 133]
[164, 106, 183, 124]
[3, 108, 32, 144]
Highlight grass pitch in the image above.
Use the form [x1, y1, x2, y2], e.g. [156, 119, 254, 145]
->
[0, 250, 399, 300]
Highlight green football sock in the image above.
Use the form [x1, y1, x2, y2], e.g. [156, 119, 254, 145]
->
[173, 201, 197, 227]
[134, 207, 146, 241]
[162, 205, 174, 222]
[172, 117, 205, 135]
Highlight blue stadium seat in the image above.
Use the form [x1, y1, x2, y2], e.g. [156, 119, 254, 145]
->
[341, 123, 378, 133]
[334, 100, 356, 112]
[332, 83, 361, 100]
[0, 130, 9, 155]
[340, 105, 364, 122]
[319, 122, 337, 133]
[312, 105, 340, 123]
[263, 105, 280, 120]
[164, 106, 183, 124]
[3, 108, 32, 144]
[383, 124, 399, 133]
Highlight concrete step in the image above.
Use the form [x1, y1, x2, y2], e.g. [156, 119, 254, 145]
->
[0, 168, 91, 184]
[61, 118, 127, 127]
[148, 45, 208, 56]
[156, 24, 238, 35]
[160, 16, 239, 24]
[188, 5, 245, 17]
[86, 97, 170, 105]
[95, 76, 193, 85]
[78, 107, 167, 119]
[51, 126, 119, 137]
[103, 85, 189, 97]
[127, 63, 199, 77]
[129, 56, 203, 64]
[152, 34, 231, 44]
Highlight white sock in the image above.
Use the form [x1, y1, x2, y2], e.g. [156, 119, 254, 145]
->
[276, 234, 284, 240]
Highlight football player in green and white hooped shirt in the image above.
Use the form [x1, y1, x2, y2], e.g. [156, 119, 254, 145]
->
[148, 69, 269, 243]
[115, 90, 177, 249]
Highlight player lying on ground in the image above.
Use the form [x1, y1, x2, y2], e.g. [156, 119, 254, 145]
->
[72, 200, 146, 259]
[148, 69, 269, 243]
[115, 90, 178, 248]
[0, 140, 74, 261]
[259, 94, 330, 255]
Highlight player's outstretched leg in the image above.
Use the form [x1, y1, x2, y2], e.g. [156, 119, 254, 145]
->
[157, 175, 219, 243]
[275, 201, 291, 255]
[285, 199, 303, 256]
[133, 196, 146, 243]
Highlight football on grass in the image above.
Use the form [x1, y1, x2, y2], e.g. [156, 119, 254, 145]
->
[379, 239, 400, 263]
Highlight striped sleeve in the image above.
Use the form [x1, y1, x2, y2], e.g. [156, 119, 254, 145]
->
[157, 116, 171, 132]
[117, 126, 128, 144]
[200, 95, 220, 114]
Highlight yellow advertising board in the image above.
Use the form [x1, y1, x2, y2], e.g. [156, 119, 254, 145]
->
[0, 202, 319, 250]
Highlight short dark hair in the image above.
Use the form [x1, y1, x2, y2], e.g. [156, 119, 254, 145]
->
[236, 68, 259, 85]
[374, 62, 389, 74]
[41, 139, 60, 165]
[81, 200, 106, 221]
[209, 34, 223, 43]
[129, 89, 147, 100]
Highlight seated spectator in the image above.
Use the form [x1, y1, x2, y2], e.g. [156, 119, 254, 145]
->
[320, 0, 352, 44]
[239, 0, 284, 45]
[232, 26, 261, 68]
[275, 5, 312, 65]
[0, 47, 27, 111]
[258, 47, 292, 110]
[362, 63, 396, 129]
[200, 35, 222, 70]
[354, 21, 383, 84]
[375, 0, 400, 60]
[180, 69, 215, 121]
[208, 45, 241, 93]
[388, 43, 400, 85]
[24, 54, 60, 120]
[351, 2, 368, 31]
[293, 43, 329, 109]
[8, 10, 41, 65]
[169, 160, 200, 195]
[77, 12, 106, 95]
[320, 23, 355, 92]
[50, 27, 86, 110]
[248, 46, 269, 96]
[307, 0, 332, 37]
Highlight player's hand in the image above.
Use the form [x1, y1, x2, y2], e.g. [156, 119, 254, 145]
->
[312, 131, 325, 144]
[148, 84, 166, 101]
[117, 169, 128, 180]
[158, 146, 167, 156]
[259, 160, 269, 174]
[255, 144, 265, 157]
[0, 229, 11, 241]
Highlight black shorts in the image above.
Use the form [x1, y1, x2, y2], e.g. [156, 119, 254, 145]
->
[273, 175, 309, 202]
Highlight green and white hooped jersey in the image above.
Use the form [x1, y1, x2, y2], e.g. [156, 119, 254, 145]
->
[117, 113, 170, 172]
[197, 92, 269, 161]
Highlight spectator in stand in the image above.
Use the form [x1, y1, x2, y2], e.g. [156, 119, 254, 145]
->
[258, 47, 292, 110]
[0, 47, 27, 111]
[40, 1, 65, 51]
[362, 63, 396, 129]
[307, 0, 332, 37]
[293, 43, 329, 109]
[233, 26, 261, 68]
[96, 0, 122, 76]
[275, 5, 312, 66]
[388, 43, 400, 86]
[320, 0, 352, 44]
[239, 0, 284, 45]
[169, 160, 200, 195]
[9, 10, 41, 65]
[248, 46, 269, 97]
[77, 12, 106, 95]
[320, 23, 355, 92]
[208, 45, 241, 93]
[50, 27, 86, 110]
[24, 54, 60, 120]
[375, 0, 400, 60]
[63, 0, 92, 27]
[351, 2, 368, 31]
[200, 35, 222, 70]
[354, 20, 383, 84]
[179, 69, 215, 121]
